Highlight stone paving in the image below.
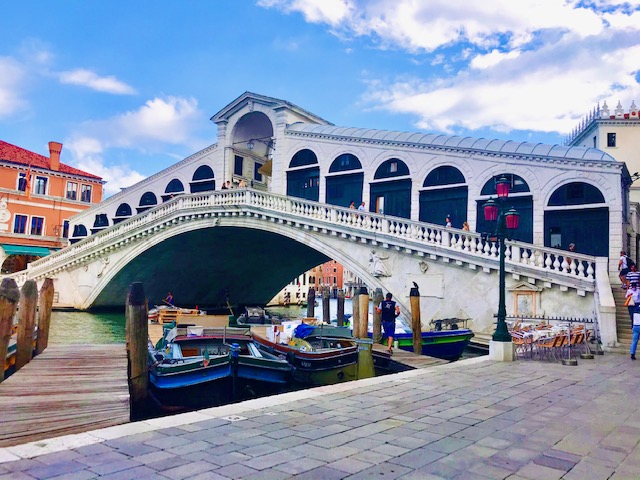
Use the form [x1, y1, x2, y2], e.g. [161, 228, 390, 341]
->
[0, 353, 639, 479]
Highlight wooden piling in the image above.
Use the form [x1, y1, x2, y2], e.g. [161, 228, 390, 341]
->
[373, 288, 383, 343]
[0, 278, 20, 383]
[358, 286, 369, 339]
[16, 280, 38, 371]
[352, 288, 360, 338]
[307, 287, 316, 318]
[410, 284, 422, 355]
[126, 282, 148, 419]
[322, 286, 330, 324]
[336, 289, 345, 327]
[35, 279, 55, 355]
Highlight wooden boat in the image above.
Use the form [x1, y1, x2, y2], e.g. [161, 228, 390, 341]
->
[236, 306, 281, 326]
[370, 318, 474, 361]
[148, 305, 202, 324]
[252, 322, 372, 386]
[148, 324, 292, 409]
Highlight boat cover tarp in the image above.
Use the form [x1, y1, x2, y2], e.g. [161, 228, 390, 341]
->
[293, 323, 315, 339]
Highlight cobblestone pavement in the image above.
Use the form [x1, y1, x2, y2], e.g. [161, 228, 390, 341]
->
[1, 353, 639, 479]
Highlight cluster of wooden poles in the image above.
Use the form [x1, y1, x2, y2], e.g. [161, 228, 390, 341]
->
[305, 284, 423, 354]
[0, 278, 55, 384]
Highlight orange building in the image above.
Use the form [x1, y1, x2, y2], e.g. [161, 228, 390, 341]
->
[0, 140, 104, 273]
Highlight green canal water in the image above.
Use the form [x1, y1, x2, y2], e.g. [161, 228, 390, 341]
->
[50, 310, 127, 344]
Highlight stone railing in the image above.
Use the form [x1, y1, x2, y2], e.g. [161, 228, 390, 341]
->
[15, 189, 598, 291]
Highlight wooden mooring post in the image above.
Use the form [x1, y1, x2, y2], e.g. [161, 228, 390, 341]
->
[307, 287, 315, 318]
[0, 278, 20, 383]
[16, 280, 37, 371]
[126, 282, 148, 419]
[322, 286, 330, 324]
[372, 288, 383, 343]
[35, 278, 55, 355]
[410, 283, 422, 355]
[336, 289, 345, 326]
[351, 288, 360, 338]
[358, 286, 369, 339]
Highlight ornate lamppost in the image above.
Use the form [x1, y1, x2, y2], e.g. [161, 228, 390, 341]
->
[482, 176, 520, 346]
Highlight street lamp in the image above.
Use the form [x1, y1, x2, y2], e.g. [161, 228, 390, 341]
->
[482, 176, 520, 343]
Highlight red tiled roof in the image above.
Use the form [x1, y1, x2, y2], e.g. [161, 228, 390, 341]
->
[0, 140, 102, 180]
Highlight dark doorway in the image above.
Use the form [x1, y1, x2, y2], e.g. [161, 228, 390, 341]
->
[370, 179, 412, 219]
[326, 173, 364, 208]
[287, 167, 320, 201]
[544, 208, 609, 256]
[420, 186, 468, 227]
[476, 196, 533, 243]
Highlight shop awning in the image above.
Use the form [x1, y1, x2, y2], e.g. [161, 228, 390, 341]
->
[2, 244, 52, 257]
[258, 159, 273, 177]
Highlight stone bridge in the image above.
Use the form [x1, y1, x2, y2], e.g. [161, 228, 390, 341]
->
[11, 189, 617, 346]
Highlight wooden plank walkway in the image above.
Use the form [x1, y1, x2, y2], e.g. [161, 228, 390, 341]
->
[0, 344, 129, 448]
[372, 343, 449, 371]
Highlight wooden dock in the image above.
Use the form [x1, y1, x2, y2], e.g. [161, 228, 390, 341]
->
[372, 343, 449, 371]
[0, 344, 129, 447]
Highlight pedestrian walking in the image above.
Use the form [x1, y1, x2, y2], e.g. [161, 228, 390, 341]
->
[619, 251, 631, 288]
[375, 292, 401, 354]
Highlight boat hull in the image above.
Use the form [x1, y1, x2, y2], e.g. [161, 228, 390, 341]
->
[392, 330, 474, 361]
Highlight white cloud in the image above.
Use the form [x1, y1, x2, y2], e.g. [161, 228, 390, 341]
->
[58, 69, 136, 95]
[64, 97, 205, 196]
[261, 0, 640, 136]
[0, 57, 27, 118]
[258, 0, 353, 25]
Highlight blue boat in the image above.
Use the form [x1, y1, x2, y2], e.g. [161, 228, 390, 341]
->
[148, 324, 292, 409]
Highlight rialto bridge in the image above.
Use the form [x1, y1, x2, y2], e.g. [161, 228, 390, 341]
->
[8, 92, 632, 348]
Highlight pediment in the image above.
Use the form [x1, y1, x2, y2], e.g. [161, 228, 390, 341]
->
[508, 281, 542, 292]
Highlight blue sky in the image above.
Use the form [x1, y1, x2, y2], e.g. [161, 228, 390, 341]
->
[2, 0, 639, 196]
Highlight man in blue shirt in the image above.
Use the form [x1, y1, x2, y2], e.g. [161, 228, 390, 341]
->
[376, 292, 401, 354]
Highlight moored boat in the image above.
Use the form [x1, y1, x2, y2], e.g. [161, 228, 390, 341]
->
[370, 318, 474, 361]
[148, 324, 292, 409]
[252, 322, 362, 386]
[236, 306, 281, 326]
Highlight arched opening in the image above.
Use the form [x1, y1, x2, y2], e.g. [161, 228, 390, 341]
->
[137, 192, 158, 214]
[162, 179, 185, 201]
[326, 153, 364, 207]
[190, 166, 215, 193]
[419, 166, 468, 227]
[545, 182, 608, 256]
[370, 158, 411, 218]
[113, 203, 132, 224]
[287, 149, 319, 201]
[231, 111, 275, 186]
[476, 174, 533, 243]
[92, 213, 109, 234]
[70, 224, 88, 244]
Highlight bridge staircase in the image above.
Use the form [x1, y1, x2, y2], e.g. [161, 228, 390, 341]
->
[612, 286, 632, 352]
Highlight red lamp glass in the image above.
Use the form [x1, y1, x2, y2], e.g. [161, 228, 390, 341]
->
[495, 176, 510, 198]
[483, 198, 498, 222]
[505, 207, 520, 230]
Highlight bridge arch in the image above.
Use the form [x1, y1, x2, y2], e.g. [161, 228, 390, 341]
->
[370, 157, 412, 218]
[325, 153, 364, 208]
[287, 148, 320, 201]
[419, 165, 468, 227]
[544, 180, 609, 255]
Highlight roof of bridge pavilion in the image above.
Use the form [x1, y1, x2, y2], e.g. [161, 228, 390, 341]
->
[284, 124, 617, 164]
[210, 91, 334, 126]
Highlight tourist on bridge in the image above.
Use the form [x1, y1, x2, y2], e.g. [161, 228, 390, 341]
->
[376, 292, 401, 355]
[619, 251, 633, 289]
[358, 201, 366, 212]
[626, 264, 640, 289]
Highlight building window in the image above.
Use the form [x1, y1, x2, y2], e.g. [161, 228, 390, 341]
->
[607, 132, 616, 147]
[234, 155, 244, 176]
[31, 216, 44, 235]
[13, 214, 27, 234]
[63, 220, 69, 238]
[81, 184, 92, 202]
[17, 173, 27, 192]
[389, 161, 398, 173]
[34, 176, 48, 195]
[254, 162, 263, 182]
[66, 182, 78, 200]
[593, 136, 597, 148]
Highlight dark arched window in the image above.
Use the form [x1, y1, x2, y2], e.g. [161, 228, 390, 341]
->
[115, 203, 132, 217]
[190, 165, 215, 193]
[163, 179, 185, 201]
[139, 192, 157, 206]
[548, 182, 605, 206]
[289, 149, 318, 168]
[329, 154, 362, 173]
[374, 158, 410, 179]
[481, 174, 530, 195]
[93, 214, 109, 228]
[423, 166, 465, 187]
[70, 224, 88, 243]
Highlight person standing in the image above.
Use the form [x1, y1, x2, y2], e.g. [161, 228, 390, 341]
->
[462, 221, 470, 231]
[358, 201, 366, 212]
[631, 285, 640, 360]
[625, 283, 638, 322]
[445, 216, 452, 227]
[619, 251, 631, 288]
[626, 264, 640, 288]
[375, 292, 401, 354]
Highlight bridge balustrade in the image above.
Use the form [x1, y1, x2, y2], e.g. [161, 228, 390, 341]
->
[14, 189, 597, 289]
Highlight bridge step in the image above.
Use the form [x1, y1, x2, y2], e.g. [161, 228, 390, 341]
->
[613, 288, 633, 349]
